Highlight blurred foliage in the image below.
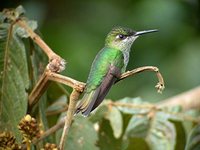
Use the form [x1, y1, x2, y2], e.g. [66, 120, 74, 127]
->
[1, 1, 200, 150]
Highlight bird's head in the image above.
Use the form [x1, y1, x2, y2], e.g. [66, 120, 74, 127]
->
[105, 26, 158, 52]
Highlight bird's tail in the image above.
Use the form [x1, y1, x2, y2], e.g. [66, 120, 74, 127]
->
[75, 88, 100, 117]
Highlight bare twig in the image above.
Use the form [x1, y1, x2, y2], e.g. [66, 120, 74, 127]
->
[59, 89, 81, 150]
[28, 69, 51, 107]
[48, 72, 85, 92]
[28, 68, 85, 108]
[16, 19, 66, 73]
[117, 66, 165, 93]
[33, 119, 65, 144]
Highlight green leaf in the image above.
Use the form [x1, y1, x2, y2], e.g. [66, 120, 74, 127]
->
[46, 95, 67, 113]
[0, 6, 41, 141]
[185, 124, 200, 150]
[125, 115, 150, 138]
[105, 106, 123, 138]
[171, 120, 186, 150]
[0, 22, 29, 140]
[124, 138, 150, 150]
[89, 103, 108, 123]
[98, 118, 122, 150]
[56, 116, 99, 150]
[124, 111, 180, 150]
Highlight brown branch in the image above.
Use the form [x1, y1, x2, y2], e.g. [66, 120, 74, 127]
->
[28, 70, 85, 108]
[117, 66, 165, 93]
[32, 119, 65, 144]
[28, 69, 51, 108]
[48, 72, 85, 92]
[59, 89, 81, 150]
[158, 86, 200, 111]
[109, 101, 200, 123]
[16, 20, 56, 59]
[16, 19, 66, 73]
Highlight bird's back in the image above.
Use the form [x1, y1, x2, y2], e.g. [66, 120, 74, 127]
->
[85, 47, 124, 93]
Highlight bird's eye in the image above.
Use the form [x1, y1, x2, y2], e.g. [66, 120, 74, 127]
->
[118, 34, 126, 40]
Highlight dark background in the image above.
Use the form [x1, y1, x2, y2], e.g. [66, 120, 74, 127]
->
[2, 0, 200, 103]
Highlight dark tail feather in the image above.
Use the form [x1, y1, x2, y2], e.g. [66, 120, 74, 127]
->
[75, 88, 100, 117]
[76, 65, 120, 116]
[90, 77, 117, 112]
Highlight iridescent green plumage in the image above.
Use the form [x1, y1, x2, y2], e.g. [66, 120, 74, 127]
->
[76, 26, 158, 116]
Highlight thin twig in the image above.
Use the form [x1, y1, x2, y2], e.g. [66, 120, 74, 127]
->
[59, 89, 81, 150]
[16, 20, 56, 59]
[117, 66, 165, 93]
[28, 68, 85, 109]
[28, 69, 51, 108]
[16, 19, 66, 72]
[48, 72, 85, 92]
[32, 119, 65, 144]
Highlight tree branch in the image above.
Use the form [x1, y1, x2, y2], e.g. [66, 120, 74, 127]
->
[59, 89, 81, 150]
[117, 66, 165, 93]
[32, 119, 65, 144]
[158, 86, 200, 111]
[28, 69, 51, 108]
[48, 72, 85, 92]
[16, 19, 66, 73]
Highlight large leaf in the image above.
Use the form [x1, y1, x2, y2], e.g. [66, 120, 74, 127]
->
[56, 116, 99, 150]
[89, 103, 108, 123]
[98, 118, 122, 150]
[0, 6, 37, 140]
[185, 124, 200, 150]
[124, 111, 183, 150]
[105, 106, 123, 138]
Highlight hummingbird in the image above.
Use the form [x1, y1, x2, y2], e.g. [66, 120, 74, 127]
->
[75, 26, 158, 116]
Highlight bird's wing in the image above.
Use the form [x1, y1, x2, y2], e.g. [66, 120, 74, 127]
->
[76, 64, 121, 116]
[90, 64, 121, 111]
[75, 87, 100, 115]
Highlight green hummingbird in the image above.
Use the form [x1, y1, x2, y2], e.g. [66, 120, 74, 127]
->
[75, 26, 157, 116]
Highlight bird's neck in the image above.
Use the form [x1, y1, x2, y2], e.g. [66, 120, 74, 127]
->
[122, 48, 131, 71]
[104, 46, 131, 71]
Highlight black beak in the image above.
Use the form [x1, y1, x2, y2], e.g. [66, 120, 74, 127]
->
[134, 29, 158, 36]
